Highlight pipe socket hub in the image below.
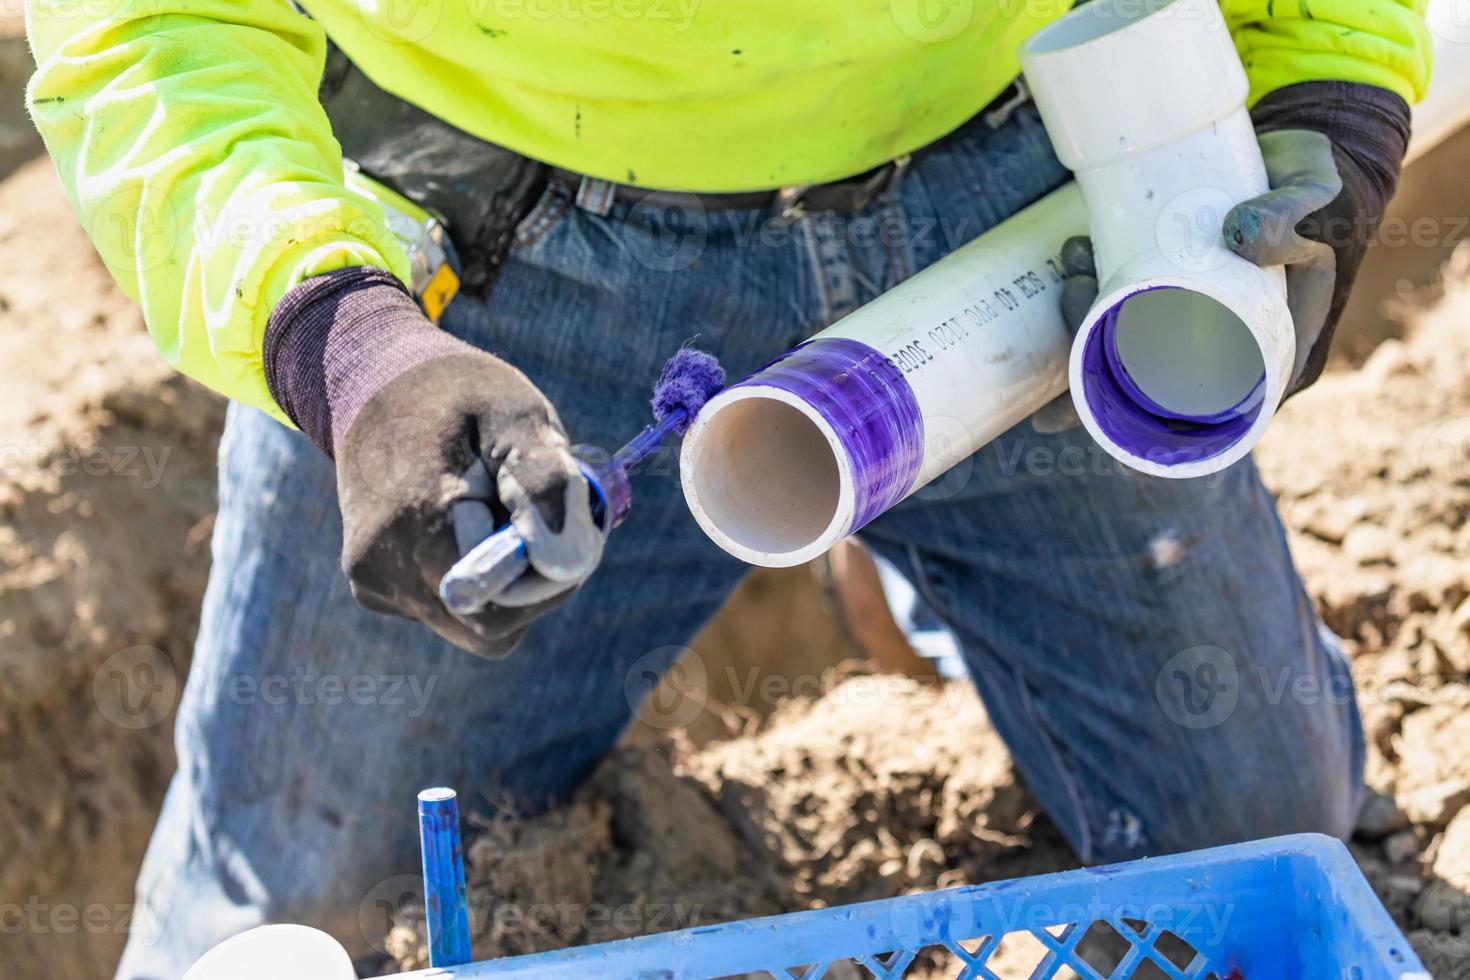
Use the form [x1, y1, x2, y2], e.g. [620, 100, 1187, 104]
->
[1021, 0, 1295, 478]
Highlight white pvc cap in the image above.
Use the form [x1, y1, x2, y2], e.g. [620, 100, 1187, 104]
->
[182, 925, 358, 980]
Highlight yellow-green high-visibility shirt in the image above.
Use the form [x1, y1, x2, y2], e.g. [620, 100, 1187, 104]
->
[27, 0, 1433, 419]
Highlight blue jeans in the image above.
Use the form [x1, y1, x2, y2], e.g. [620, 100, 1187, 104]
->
[118, 104, 1364, 978]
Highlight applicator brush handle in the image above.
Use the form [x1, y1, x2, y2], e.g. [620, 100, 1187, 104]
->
[439, 345, 723, 618]
[438, 525, 531, 615]
[438, 412, 684, 617]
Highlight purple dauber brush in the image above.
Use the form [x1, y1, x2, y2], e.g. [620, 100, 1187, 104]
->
[440, 348, 725, 616]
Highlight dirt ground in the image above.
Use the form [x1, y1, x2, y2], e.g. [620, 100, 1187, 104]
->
[2, 12, 1470, 975]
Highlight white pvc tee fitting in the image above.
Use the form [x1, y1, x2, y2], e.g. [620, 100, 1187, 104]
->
[1020, 0, 1294, 478]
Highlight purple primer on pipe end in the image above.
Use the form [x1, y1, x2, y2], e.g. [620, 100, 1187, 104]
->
[1080, 288, 1264, 467]
[743, 337, 923, 532]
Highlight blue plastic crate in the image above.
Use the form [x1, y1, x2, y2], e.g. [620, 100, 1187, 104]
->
[393, 834, 1427, 979]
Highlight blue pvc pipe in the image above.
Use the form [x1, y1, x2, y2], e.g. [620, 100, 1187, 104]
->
[417, 787, 472, 968]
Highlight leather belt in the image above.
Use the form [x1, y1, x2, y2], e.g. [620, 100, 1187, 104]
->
[548, 152, 915, 219]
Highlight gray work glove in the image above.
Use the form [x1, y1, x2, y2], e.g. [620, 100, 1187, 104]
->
[1223, 82, 1410, 396]
[264, 267, 603, 659]
[338, 353, 604, 653]
[1038, 81, 1410, 433]
[1030, 236, 1096, 434]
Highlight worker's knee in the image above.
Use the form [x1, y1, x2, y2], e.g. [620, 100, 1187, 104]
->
[1093, 775, 1364, 863]
[1083, 727, 1364, 867]
[1088, 622, 1366, 865]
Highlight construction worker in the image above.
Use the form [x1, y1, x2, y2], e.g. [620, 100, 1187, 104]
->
[27, 0, 1428, 974]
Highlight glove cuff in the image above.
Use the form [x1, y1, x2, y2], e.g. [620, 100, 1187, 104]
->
[263, 267, 472, 457]
[1250, 81, 1411, 206]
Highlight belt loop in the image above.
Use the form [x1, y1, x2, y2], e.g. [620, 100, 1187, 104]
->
[575, 176, 617, 217]
[983, 78, 1032, 130]
[774, 186, 809, 221]
[883, 154, 913, 197]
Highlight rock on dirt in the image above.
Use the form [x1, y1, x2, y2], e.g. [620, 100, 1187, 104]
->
[1414, 808, 1470, 975]
[683, 673, 1040, 908]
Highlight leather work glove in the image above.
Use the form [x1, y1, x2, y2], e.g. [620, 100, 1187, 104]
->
[264, 267, 603, 658]
[1039, 81, 1411, 433]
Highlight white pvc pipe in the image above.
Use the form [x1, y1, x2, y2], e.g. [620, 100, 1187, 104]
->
[682, 0, 1470, 565]
[1021, 0, 1294, 478]
[680, 185, 1087, 567]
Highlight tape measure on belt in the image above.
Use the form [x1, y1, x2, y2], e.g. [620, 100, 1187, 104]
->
[344, 164, 461, 324]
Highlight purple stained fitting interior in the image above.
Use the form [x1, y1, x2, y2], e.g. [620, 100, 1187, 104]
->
[747, 337, 924, 532]
[1080, 288, 1264, 467]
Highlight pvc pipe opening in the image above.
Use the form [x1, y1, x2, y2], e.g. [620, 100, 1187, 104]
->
[1025, 0, 1176, 54]
[683, 391, 851, 563]
[1078, 286, 1266, 465]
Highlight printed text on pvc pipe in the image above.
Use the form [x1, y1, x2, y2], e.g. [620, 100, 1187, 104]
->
[881, 261, 1062, 377]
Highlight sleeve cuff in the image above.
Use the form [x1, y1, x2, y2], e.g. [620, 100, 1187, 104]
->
[263, 266, 469, 456]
